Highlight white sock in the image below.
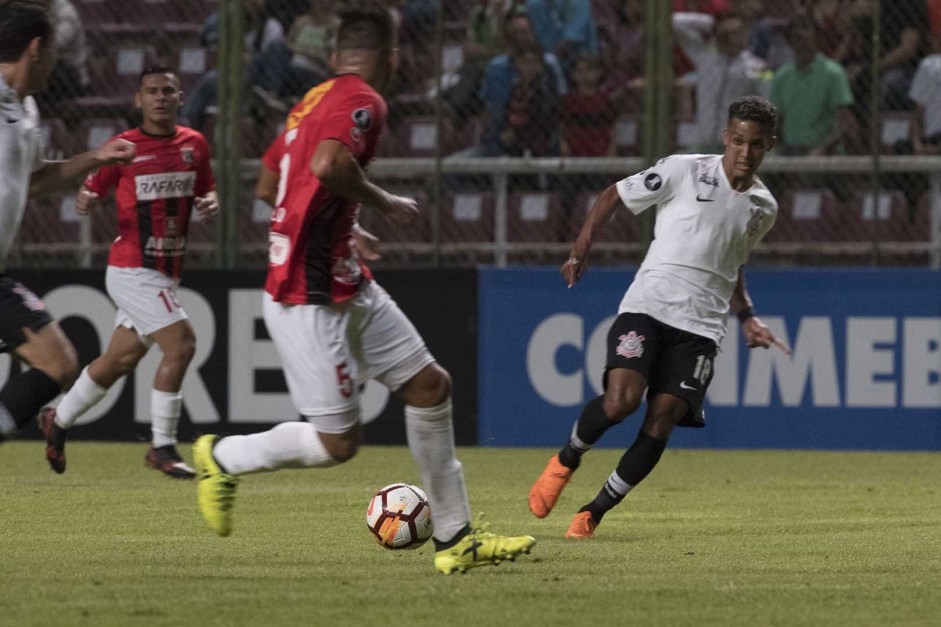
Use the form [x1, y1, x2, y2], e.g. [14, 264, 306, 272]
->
[55, 367, 108, 430]
[151, 389, 182, 448]
[405, 400, 471, 542]
[212, 422, 337, 475]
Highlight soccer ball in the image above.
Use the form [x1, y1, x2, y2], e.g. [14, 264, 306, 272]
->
[366, 483, 434, 550]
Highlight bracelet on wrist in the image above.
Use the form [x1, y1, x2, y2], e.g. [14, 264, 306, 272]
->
[737, 306, 755, 323]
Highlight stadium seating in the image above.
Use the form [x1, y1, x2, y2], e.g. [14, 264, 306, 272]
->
[881, 111, 916, 153]
[39, 118, 70, 160]
[358, 191, 431, 244]
[915, 192, 935, 241]
[103, 0, 184, 24]
[19, 196, 80, 248]
[614, 116, 640, 156]
[764, 188, 841, 242]
[848, 190, 917, 241]
[440, 191, 494, 243]
[175, 46, 212, 95]
[569, 191, 641, 243]
[74, 117, 128, 152]
[507, 191, 567, 243]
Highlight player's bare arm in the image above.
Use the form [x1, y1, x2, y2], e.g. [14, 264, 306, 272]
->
[29, 138, 135, 198]
[194, 190, 220, 224]
[255, 165, 279, 207]
[310, 139, 418, 226]
[562, 184, 621, 288]
[731, 266, 790, 354]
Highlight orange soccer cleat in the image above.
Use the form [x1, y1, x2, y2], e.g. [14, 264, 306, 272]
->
[528, 454, 574, 518]
[565, 511, 598, 539]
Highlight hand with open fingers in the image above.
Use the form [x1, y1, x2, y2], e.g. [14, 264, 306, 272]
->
[96, 138, 135, 165]
[382, 194, 418, 227]
[195, 192, 219, 224]
[351, 224, 381, 261]
[561, 255, 587, 288]
[743, 316, 790, 354]
[75, 188, 101, 215]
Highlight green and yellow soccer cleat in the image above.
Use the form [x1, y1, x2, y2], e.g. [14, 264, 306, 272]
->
[193, 435, 239, 537]
[434, 529, 536, 575]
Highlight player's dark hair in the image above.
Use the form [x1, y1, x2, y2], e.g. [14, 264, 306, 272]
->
[336, 4, 395, 53]
[0, 0, 52, 63]
[139, 64, 178, 85]
[728, 96, 778, 136]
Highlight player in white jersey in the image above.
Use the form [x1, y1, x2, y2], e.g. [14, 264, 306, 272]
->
[529, 96, 791, 538]
[0, 1, 133, 446]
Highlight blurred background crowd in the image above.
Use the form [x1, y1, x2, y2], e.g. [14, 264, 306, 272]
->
[15, 0, 941, 269]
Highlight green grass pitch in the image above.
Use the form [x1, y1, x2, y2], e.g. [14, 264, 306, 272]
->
[1, 442, 940, 626]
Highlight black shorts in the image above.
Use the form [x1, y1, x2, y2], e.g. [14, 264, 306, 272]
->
[0, 274, 54, 354]
[604, 312, 717, 425]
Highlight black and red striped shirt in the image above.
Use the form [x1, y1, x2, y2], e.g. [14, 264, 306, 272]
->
[84, 126, 215, 279]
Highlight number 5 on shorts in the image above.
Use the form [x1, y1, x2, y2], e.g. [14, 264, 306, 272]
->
[336, 362, 354, 399]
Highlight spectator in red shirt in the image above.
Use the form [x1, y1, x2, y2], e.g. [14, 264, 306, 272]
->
[561, 54, 615, 157]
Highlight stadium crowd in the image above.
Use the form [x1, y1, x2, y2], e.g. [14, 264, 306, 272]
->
[33, 0, 941, 161]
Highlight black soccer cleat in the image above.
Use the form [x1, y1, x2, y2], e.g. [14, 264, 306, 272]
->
[145, 444, 196, 479]
[38, 407, 67, 474]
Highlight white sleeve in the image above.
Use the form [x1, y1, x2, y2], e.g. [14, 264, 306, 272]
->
[672, 12, 714, 62]
[615, 156, 687, 216]
[25, 98, 44, 172]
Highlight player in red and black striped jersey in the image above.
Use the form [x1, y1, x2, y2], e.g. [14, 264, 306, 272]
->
[192, 5, 535, 574]
[82, 121, 215, 280]
[40, 65, 218, 479]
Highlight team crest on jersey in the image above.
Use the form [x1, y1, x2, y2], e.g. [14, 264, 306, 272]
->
[616, 331, 646, 359]
[644, 172, 662, 191]
[180, 146, 195, 164]
[166, 216, 178, 237]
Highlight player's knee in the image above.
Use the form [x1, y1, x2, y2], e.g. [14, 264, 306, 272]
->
[318, 428, 361, 463]
[400, 363, 451, 407]
[602, 390, 642, 421]
[163, 336, 196, 367]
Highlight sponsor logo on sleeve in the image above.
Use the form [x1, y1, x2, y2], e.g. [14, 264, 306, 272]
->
[269, 232, 291, 266]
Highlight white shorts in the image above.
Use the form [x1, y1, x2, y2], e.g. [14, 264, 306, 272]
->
[263, 281, 434, 432]
[106, 266, 188, 344]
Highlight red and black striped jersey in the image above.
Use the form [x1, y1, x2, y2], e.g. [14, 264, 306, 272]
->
[84, 126, 215, 279]
[264, 74, 385, 305]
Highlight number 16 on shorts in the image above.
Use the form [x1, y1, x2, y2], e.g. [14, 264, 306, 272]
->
[158, 288, 181, 313]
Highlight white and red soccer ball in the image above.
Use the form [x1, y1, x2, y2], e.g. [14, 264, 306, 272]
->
[366, 483, 434, 550]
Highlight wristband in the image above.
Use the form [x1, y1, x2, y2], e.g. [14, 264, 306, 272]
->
[736, 306, 755, 323]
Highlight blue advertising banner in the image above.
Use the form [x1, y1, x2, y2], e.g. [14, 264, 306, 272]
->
[479, 268, 941, 450]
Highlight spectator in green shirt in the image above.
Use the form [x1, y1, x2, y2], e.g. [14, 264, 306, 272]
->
[770, 13, 861, 156]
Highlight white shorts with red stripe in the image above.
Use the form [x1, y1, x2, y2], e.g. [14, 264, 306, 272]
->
[263, 281, 433, 433]
[106, 265, 188, 344]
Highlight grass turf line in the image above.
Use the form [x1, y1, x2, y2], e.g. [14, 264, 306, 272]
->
[1, 442, 940, 627]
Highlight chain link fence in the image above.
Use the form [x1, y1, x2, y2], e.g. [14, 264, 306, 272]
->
[10, 0, 941, 269]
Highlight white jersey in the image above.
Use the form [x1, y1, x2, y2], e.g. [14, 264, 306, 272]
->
[0, 74, 44, 272]
[614, 153, 777, 344]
